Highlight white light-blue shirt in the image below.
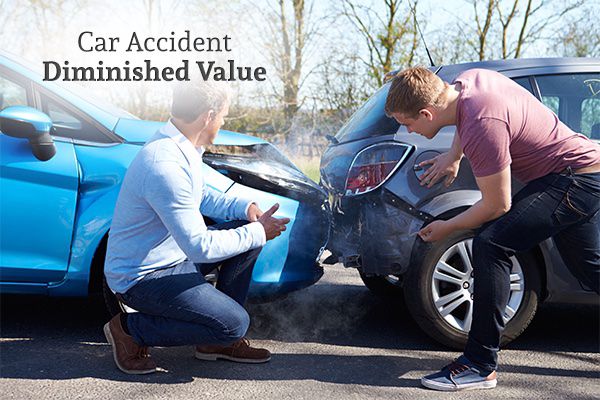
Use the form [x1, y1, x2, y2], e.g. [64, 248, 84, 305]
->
[105, 120, 266, 293]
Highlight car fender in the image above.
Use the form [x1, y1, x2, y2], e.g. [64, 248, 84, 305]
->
[418, 190, 482, 217]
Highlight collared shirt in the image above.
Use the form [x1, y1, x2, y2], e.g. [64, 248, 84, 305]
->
[105, 120, 266, 293]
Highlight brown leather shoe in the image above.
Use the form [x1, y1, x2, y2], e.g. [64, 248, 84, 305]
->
[195, 338, 271, 363]
[103, 314, 157, 374]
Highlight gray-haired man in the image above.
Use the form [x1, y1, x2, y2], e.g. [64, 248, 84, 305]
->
[103, 81, 289, 374]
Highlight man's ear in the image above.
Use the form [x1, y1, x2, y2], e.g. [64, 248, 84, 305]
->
[207, 110, 216, 121]
[419, 108, 434, 121]
[192, 110, 212, 129]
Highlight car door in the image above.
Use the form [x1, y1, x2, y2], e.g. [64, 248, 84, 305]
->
[0, 67, 79, 285]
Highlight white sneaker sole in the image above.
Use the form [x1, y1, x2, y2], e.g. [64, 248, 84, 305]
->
[421, 377, 497, 391]
[194, 351, 271, 364]
[103, 322, 156, 375]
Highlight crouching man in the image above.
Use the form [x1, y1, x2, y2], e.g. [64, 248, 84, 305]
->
[103, 80, 289, 374]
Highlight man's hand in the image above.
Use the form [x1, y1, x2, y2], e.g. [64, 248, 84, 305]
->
[418, 220, 455, 242]
[257, 203, 291, 241]
[246, 203, 263, 222]
[418, 152, 461, 188]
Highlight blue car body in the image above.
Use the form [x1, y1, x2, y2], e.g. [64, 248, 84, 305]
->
[0, 53, 329, 301]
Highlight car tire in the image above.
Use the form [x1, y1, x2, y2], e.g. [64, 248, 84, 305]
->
[359, 271, 404, 298]
[404, 230, 541, 350]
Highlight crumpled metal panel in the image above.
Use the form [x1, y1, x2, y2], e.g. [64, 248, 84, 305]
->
[359, 192, 423, 276]
[327, 190, 425, 276]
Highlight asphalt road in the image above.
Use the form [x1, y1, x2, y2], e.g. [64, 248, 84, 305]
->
[1, 263, 599, 400]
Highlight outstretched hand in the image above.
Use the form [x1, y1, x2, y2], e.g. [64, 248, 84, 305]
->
[257, 203, 290, 241]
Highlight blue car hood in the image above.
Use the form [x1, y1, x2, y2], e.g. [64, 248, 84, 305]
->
[113, 118, 268, 146]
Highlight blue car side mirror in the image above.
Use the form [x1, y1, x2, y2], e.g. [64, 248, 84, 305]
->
[0, 106, 57, 161]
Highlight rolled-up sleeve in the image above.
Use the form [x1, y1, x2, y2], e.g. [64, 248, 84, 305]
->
[143, 161, 266, 263]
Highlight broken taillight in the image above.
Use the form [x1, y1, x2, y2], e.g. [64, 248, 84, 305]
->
[345, 142, 412, 196]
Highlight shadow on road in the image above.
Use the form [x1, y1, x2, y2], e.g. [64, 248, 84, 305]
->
[1, 281, 598, 384]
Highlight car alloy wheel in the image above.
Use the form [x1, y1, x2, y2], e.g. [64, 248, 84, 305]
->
[404, 230, 541, 349]
[431, 238, 524, 333]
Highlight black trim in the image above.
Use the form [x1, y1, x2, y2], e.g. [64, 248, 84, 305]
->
[529, 75, 542, 100]
[35, 84, 123, 145]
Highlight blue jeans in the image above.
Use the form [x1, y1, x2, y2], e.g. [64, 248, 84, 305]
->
[464, 170, 600, 372]
[119, 221, 262, 347]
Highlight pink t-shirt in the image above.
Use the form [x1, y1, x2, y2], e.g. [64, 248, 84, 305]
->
[454, 69, 600, 183]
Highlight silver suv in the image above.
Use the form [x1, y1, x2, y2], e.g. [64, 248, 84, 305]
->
[320, 57, 600, 349]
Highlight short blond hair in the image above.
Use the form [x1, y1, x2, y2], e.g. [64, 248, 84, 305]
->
[384, 66, 445, 118]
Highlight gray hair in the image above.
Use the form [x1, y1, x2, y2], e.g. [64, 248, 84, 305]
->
[171, 80, 231, 123]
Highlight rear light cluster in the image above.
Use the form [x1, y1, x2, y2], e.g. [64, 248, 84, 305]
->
[345, 142, 412, 196]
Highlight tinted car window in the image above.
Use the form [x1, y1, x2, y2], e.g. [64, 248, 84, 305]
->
[335, 83, 399, 143]
[41, 94, 113, 143]
[0, 73, 28, 109]
[536, 73, 600, 138]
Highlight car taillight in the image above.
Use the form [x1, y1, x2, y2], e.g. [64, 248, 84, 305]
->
[345, 142, 412, 196]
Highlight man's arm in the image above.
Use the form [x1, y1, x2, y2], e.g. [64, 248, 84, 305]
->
[144, 161, 266, 263]
[449, 131, 464, 161]
[418, 166, 512, 242]
[201, 183, 254, 221]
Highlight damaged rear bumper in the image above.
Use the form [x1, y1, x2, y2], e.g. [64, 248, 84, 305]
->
[327, 189, 432, 276]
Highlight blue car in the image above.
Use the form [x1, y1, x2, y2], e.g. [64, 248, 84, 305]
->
[0, 52, 329, 311]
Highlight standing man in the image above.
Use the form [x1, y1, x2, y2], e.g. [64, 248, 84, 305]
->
[385, 67, 600, 391]
[103, 80, 290, 374]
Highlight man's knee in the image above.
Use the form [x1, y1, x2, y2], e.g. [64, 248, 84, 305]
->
[216, 306, 250, 343]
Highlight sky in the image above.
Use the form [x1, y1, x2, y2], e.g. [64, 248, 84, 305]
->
[1, 0, 597, 113]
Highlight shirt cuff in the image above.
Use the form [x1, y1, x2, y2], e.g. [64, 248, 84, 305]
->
[247, 221, 267, 248]
[241, 200, 256, 220]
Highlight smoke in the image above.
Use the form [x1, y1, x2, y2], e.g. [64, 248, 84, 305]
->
[246, 263, 378, 342]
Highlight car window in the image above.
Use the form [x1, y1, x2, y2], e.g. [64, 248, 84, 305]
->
[0, 74, 28, 109]
[334, 83, 400, 143]
[535, 73, 600, 139]
[41, 94, 113, 143]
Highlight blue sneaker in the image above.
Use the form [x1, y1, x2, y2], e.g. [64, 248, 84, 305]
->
[421, 355, 497, 391]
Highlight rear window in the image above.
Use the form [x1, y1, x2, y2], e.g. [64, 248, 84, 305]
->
[334, 83, 400, 143]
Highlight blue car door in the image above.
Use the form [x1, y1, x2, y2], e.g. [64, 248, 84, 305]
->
[0, 71, 79, 285]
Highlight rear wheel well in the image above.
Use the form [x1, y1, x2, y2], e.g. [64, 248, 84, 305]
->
[88, 234, 108, 295]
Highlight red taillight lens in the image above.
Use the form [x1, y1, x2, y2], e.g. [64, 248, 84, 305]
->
[345, 143, 411, 195]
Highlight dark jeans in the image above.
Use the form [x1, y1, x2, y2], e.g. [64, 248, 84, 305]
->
[464, 170, 600, 372]
[119, 221, 262, 347]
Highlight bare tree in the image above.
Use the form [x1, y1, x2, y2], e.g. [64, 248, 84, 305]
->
[496, 0, 519, 59]
[471, 0, 496, 61]
[553, 4, 600, 57]
[279, 0, 305, 125]
[342, 0, 419, 87]
[252, 0, 326, 144]
[494, 0, 585, 59]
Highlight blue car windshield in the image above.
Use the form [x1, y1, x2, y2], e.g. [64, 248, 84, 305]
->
[335, 83, 400, 143]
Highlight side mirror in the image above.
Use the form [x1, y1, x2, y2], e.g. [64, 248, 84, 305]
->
[0, 106, 57, 161]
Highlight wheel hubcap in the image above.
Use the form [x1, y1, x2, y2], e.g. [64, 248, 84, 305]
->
[430, 239, 525, 332]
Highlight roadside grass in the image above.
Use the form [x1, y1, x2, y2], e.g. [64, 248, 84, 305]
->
[291, 156, 321, 183]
